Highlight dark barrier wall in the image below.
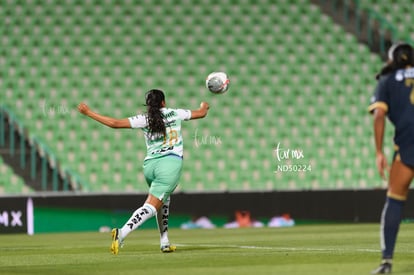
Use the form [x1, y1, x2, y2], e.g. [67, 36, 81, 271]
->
[3, 190, 414, 233]
[0, 197, 33, 234]
[30, 189, 414, 223]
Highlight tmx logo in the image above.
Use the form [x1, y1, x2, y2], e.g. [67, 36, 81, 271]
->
[0, 210, 23, 227]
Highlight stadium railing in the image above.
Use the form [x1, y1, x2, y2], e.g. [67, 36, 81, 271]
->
[0, 105, 82, 192]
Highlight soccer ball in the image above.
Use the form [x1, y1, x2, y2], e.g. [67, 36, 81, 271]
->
[206, 72, 230, 94]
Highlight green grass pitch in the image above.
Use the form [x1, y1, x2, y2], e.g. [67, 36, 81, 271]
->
[1, 224, 414, 275]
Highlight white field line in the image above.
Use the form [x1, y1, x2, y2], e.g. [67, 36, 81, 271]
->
[175, 243, 381, 253]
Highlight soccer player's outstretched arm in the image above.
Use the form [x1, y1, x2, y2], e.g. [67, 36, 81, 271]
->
[190, 102, 210, 120]
[78, 102, 131, 128]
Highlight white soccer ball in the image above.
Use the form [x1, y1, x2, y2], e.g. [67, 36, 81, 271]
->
[206, 72, 230, 94]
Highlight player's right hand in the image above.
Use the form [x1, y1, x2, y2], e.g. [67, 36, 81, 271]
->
[200, 102, 209, 110]
[376, 152, 389, 180]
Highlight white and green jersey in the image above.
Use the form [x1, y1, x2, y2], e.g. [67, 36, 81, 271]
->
[128, 108, 191, 160]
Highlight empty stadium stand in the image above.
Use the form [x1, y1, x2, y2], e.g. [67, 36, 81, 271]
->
[358, 0, 414, 43]
[0, 156, 32, 194]
[0, 0, 396, 193]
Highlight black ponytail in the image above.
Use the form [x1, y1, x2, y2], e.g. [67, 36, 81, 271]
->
[145, 89, 166, 138]
[375, 62, 393, 80]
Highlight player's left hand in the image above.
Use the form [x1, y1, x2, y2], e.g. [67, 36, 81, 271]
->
[77, 103, 90, 115]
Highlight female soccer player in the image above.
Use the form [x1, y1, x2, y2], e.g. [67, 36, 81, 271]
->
[368, 43, 414, 274]
[78, 89, 210, 254]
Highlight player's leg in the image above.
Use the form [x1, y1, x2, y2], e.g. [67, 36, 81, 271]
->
[119, 195, 162, 238]
[157, 196, 172, 249]
[151, 155, 183, 252]
[112, 156, 182, 254]
[111, 159, 162, 255]
[372, 158, 414, 274]
[111, 194, 162, 255]
[381, 160, 413, 259]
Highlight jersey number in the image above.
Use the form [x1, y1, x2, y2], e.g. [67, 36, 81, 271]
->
[163, 129, 178, 146]
[405, 79, 414, 104]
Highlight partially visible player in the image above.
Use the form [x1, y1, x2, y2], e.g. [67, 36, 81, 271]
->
[368, 43, 414, 274]
[78, 89, 209, 254]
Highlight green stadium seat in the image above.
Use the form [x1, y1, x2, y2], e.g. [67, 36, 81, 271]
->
[0, 157, 33, 194]
[0, 0, 391, 192]
[359, 0, 414, 43]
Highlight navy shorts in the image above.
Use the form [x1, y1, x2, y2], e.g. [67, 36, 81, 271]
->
[393, 144, 414, 168]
